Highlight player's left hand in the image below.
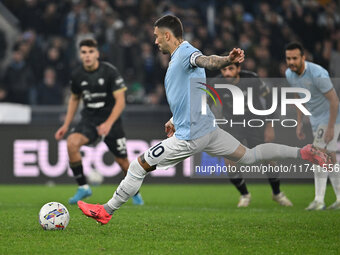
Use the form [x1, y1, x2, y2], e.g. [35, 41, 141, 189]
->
[228, 48, 245, 64]
[97, 122, 112, 136]
[165, 120, 175, 138]
[324, 126, 334, 144]
[264, 124, 275, 142]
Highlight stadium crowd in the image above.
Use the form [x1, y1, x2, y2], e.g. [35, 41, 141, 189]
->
[0, 0, 339, 105]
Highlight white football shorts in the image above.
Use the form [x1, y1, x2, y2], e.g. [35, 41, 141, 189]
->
[143, 127, 240, 170]
[313, 123, 340, 152]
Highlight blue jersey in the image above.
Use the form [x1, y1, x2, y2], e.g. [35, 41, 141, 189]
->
[165, 41, 216, 140]
[285, 61, 340, 131]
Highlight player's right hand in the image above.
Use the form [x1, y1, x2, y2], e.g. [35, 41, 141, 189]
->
[228, 48, 245, 64]
[296, 124, 306, 140]
[165, 121, 175, 138]
[55, 125, 68, 140]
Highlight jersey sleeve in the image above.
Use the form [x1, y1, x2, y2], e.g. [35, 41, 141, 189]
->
[285, 69, 293, 86]
[180, 45, 202, 70]
[189, 51, 203, 67]
[70, 72, 81, 95]
[110, 67, 127, 93]
[314, 69, 333, 94]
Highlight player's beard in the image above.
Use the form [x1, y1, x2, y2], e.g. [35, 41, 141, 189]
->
[289, 60, 303, 73]
[223, 76, 237, 83]
[157, 43, 170, 54]
[289, 65, 298, 72]
[159, 46, 169, 55]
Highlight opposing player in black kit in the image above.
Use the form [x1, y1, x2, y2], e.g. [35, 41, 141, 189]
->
[215, 62, 293, 207]
[55, 39, 144, 205]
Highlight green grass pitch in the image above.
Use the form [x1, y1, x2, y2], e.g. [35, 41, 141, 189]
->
[0, 184, 339, 255]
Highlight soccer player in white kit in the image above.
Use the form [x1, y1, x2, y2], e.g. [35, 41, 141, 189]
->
[78, 16, 331, 224]
[285, 42, 340, 210]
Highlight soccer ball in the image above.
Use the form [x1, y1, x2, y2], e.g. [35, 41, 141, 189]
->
[87, 169, 104, 186]
[39, 202, 70, 230]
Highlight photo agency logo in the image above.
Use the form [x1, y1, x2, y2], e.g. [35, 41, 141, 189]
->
[198, 79, 312, 128]
[197, 82, 223, 112]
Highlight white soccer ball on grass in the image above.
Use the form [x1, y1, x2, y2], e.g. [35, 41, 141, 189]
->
[39, 202, 70, 230]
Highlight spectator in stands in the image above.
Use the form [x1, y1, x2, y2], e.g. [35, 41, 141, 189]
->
[2, 0, 339, 105]
[0, 82, 8, 102]
[330, 40, 340, 77]
[44, 46, 69, 85]
[19, 30, 44, 82]
[0, 29, 7, 62]
[37, 67, 63, 105]
[3, 49, 35, 104]
[41, 2, 62, 36]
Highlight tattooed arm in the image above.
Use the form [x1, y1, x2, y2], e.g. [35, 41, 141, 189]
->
[195, 55, 232, 70]
[195, 48, 245, 70]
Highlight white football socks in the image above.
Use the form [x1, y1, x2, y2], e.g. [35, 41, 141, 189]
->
[314, 165, 328, 203]
[105, 159, 147, 213]
[329, 163, 340, 201]
[313, 163, 340, 203]
[238, 143, 299, 164]
[80, 184, 90, 190]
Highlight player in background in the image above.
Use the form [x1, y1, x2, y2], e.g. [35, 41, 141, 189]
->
[55, 39, 144, 205]
[214, 63, 292, 207]
[78, 15, 330, 224]
[285, 42, 340, 210]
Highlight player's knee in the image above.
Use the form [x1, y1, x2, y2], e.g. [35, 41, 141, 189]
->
[137, 155, 156, 172]
[67, 135, 82, 151]
[224, 158, 236, 166]
[128, 159, 148, 179]
[238, 147, 257, 165]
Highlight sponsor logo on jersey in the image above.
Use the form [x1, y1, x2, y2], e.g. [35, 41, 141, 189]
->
[115, 77, 124, 86]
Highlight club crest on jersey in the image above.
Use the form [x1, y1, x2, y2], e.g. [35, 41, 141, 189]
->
[98, 78, 105, 85]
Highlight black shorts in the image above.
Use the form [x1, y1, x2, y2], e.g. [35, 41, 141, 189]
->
[70, 117, 127, 158]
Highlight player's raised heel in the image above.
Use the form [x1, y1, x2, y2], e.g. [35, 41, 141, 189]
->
[300, 144, 331, 166]
[69, 187, 92, 205]
[132, 193, 144, 205]
[305, 200, 326, 210]
[272, 192, 293, 206]
[77, 201, 112, 225]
